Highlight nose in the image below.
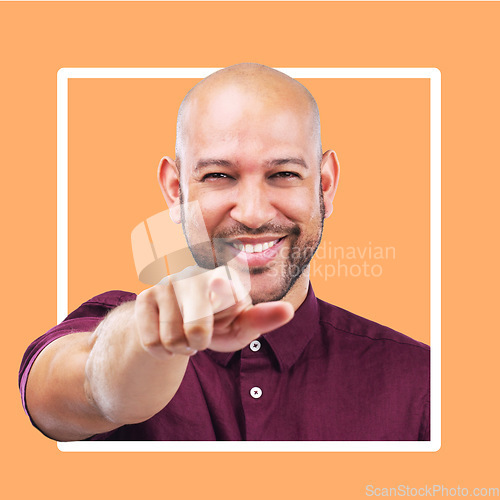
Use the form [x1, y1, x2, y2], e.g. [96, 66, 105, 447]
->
[230, 180, 278, 229]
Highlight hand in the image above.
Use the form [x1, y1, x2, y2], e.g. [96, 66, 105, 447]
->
[134, 265, 294, 359]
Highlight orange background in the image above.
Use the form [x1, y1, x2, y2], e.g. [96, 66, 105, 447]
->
[2, 1, 498, 499]
[68, 77, 430, 341]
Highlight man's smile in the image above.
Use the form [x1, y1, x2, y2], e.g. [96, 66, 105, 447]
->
[228, 236, 285, 254]
[224, 236, 288, 267]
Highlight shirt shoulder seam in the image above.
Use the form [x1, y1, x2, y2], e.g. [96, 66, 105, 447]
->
[319, 319, 430, 351]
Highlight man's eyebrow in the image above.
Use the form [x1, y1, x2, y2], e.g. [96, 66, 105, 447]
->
[194, 159, 234, 171]
[265, 157, 308, 169]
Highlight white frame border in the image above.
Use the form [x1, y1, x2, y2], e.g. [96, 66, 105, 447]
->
[56, 67, 441, 452]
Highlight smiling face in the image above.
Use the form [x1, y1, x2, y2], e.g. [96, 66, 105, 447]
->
[160, 65, 338, 307]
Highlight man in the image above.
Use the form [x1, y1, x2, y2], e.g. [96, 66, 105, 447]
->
[19, 64, 430, 441]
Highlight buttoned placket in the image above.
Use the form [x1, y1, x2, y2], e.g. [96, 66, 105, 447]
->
[239, 337, 279, 439]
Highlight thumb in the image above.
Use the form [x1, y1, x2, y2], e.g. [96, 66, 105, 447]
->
[233, 301, 295, 339]
[208, 301, 295, 352]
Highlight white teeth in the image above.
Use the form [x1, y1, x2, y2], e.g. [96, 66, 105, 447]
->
[232, 239, 280, 254]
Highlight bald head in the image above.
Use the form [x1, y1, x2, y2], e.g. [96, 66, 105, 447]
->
[175, 63, 322, 166]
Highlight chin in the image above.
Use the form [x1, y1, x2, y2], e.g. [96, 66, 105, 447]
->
[250, 292, 283, 305]
[249, 262, 307, 303]
[248, 279, 294, 304]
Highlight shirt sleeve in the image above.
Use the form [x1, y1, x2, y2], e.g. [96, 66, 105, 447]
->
[18, 290, 137, 426]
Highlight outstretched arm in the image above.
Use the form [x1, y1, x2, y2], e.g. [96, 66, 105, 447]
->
[25, 266, 294, 441]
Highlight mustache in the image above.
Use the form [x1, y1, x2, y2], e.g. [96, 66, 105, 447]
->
[213, 222, 301, 239]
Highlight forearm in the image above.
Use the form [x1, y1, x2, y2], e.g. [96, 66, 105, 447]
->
[85, 300, 189, 426]
[26, 330, 115, 441]
[26, 301, 189, 441]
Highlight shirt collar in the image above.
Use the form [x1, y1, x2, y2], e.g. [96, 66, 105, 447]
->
[206, 283, 320, 371]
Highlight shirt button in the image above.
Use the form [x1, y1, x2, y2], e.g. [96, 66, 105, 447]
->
[250, 386, 262, 399]
[250, 340, 261, 352]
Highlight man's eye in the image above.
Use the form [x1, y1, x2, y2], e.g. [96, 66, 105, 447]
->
[271, 171, 300, 179]
[201, 173, 232, 181]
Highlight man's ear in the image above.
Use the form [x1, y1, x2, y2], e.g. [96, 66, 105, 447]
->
[157, 156, 181, 224]
[320, 150, 340, 218]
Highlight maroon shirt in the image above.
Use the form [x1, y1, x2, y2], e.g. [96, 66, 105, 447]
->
[19, 285, 430, 441]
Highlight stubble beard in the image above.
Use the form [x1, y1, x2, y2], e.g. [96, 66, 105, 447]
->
[179, 187, 325, 304]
